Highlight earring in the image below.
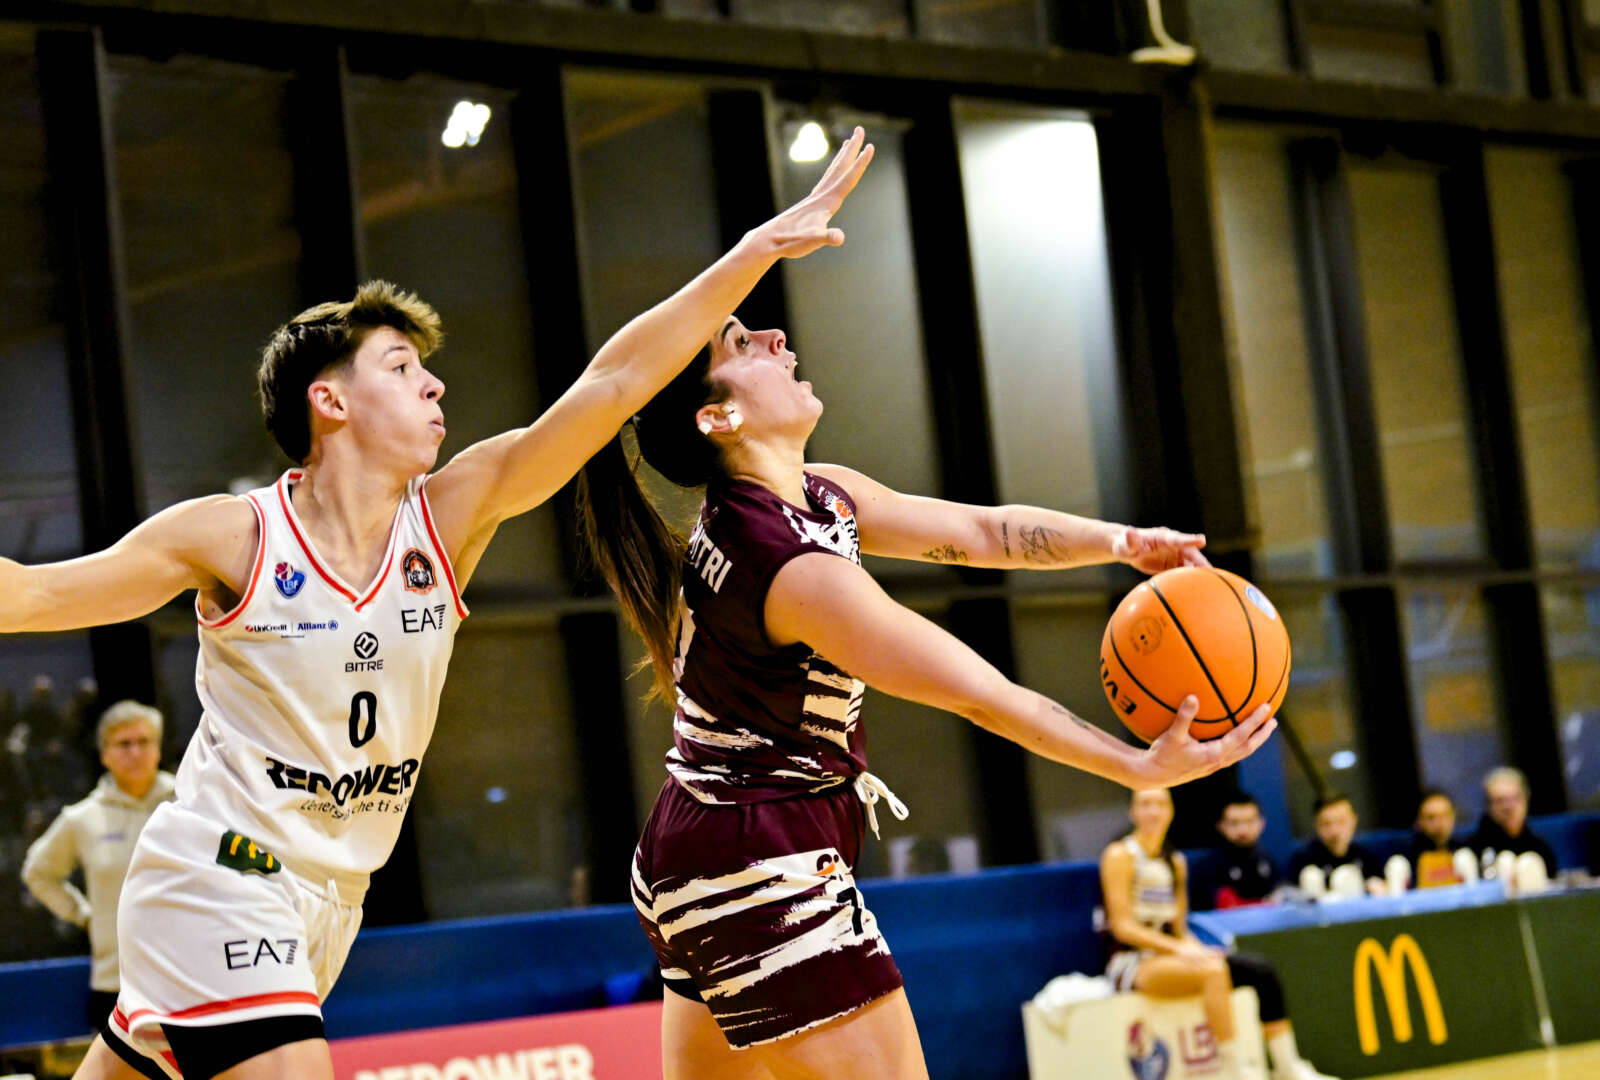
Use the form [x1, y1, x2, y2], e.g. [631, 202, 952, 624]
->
[725, 407, 743, 431]
[698, 419, 713, 435]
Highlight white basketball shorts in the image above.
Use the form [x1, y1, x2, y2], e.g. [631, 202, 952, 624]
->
[103, 802, 363, 1075]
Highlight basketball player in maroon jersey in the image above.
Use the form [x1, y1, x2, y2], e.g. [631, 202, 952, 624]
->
[579, 276, 1278, 1075]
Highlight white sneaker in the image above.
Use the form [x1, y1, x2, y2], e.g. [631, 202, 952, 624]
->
[1277, 1063, 1339, 1080]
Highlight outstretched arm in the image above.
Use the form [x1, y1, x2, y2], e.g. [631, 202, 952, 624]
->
[765, 552, 1275, 790]
[0, 495, 257, 634]
[424, 129, 876, 574]
[807, 463, 1206, 573]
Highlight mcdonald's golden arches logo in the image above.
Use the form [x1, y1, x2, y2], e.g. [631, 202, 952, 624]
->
[1353, 934, 1448, 1055]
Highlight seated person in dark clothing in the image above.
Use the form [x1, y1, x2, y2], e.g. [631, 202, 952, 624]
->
[1406, 788, 1462, 888]
[1287, 793, 1383, 895]
[1468, 767, 1557, 878]
[1209, 790, 1283, 909]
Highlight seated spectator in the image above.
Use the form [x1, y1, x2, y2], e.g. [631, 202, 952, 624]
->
[1468, 766, 1556, 878]
[21, 700, 176, 1032]
[1286, 793, 1383, 895]
[1099, 788, 1337, 1080]
[1208, 790, 1283, 909]
[1406, 788, 1462, 888]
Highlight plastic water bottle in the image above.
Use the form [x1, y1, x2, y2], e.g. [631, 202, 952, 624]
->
[1384, 854, 1410, 895]
[1298, 864, 1326, 898]
[1513, 852, 1549, 894]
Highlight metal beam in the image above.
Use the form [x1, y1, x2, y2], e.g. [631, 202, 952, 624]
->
[1304, 0, 1437, 33]
[37, 27, 158, 709]
[287, 42, 364, 303]
[17, 0, 1600, 145]
[1287, 138, 1422, 827]
[901, 97, 1038, 868]
[707, 90, 788, 337]
[1209, 69, 1600, 141]
[11, 0, 1161, 100]
[1439, 145, 1562, 813]
[511, 63, 640, 906]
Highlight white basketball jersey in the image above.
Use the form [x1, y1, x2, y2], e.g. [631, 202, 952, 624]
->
[175, 469, 466, 902]
[1119, 835, 1179, 933]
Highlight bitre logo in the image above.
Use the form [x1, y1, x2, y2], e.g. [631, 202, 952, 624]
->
[1353, 934, 1447, 1055]
[347, 632, 383, 672]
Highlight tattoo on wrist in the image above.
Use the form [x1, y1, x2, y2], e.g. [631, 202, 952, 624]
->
[923, 544, 969, 564]
[1019, 524, 1068, 565]
[1001, 521, 1011, 559]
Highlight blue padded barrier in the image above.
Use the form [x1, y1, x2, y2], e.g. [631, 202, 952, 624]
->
[4, 811, 1595, 1079]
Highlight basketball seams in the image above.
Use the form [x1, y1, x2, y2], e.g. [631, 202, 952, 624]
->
[1206, 568, 1259, 723]
[1263, 637, 1290, 713]
[1146, 580, 1239, 729]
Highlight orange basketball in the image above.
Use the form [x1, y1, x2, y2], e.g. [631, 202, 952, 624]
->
[1099, 566, 1290, 743]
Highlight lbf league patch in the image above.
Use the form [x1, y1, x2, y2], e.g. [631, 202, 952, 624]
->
[217, 830, 282, 875]
[274, 561, 307, 599]
[401, 548, 437, 594]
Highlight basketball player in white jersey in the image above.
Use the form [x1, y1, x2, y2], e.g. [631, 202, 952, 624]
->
[0, 129, 876, 1080]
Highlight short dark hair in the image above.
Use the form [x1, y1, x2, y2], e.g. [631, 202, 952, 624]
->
[1312, 792, 1353, 816]
[257, 280, 443, 463]
[1416, 787, 1454, 811]
[1217, 790, 1260, 817]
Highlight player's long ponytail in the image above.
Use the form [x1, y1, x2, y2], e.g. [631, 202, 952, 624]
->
[576, 348, 727, 703]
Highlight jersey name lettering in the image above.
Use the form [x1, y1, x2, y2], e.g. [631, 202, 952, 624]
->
[687, 518, 734, 593]
[264, 755, 419, 805]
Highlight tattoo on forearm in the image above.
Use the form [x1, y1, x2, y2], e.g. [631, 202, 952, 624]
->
[1050, 701, 1100, 736]
[1019, 524, 1069, 565]
[923, 544, 969, 564]
[1001, 521, 1011, 559]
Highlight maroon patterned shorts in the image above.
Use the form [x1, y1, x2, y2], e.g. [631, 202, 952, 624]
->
[630, 778, 904, 1047]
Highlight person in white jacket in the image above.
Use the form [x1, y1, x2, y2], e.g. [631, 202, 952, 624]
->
[23, 700, 176, 1031]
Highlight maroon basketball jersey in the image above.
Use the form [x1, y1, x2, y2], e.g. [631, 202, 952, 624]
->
[666, 471, 869, 804]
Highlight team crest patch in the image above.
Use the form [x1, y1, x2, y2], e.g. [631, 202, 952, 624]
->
[401, 548, 437, 594]
[273, 561, 306, 599]
[216, 830, 281, 875]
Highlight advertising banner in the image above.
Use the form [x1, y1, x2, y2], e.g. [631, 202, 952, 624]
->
[328, 1001, 662, 1080]
[1518, 890, 1600, 1045]
[1237, 904, 1542, 1077]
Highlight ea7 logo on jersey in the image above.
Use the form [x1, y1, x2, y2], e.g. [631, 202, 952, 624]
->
[401, 548, 437, 594]
[402, 604, 448, 633]
[347, 632, 383, 672]
[225, 938, 298, 970]
[274, 561, 306, 599]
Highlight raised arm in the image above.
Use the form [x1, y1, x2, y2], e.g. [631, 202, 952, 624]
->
[765, 552, 1274, 790]
[424, 129, 876, 571]
[0, 495, 257, 634]
[807, 463, 1207, 573]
